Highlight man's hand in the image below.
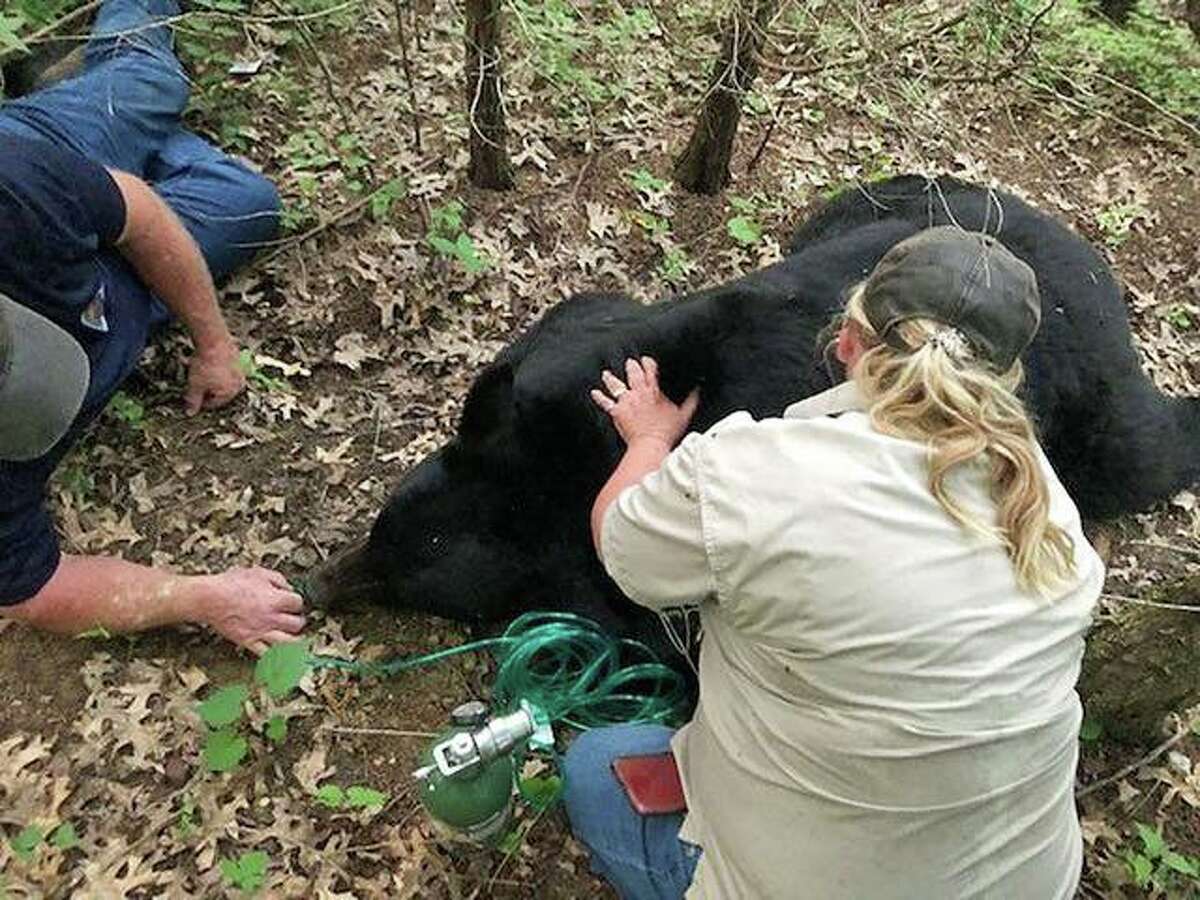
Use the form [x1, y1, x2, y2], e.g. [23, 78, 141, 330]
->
[186, 338, 246, 415]
[591, 356, 700, 449]
[196, 566, 306, 656]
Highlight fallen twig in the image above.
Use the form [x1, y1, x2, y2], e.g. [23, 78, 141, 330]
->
[758, 7, 970, 78]
[258, 193, 376, 265]
[0, 0, 103, 65]
[1084, 68, 1200, 144]
[1076, 715, 1193, 799]
[321, 725, 436, 738]
[294, 17, 355, 138]
[35, 0, 364, 49]
[1128, 540, 1200, 561]
[1101, 592, 1200, 613]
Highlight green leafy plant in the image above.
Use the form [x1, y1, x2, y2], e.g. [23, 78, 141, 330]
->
[1096, 199, 1144, 247]
[727, 216, 763, 246]
[175, 795, 197, 839]
[659, 246, 693, 287]
[8, 822, 79, 863]
[1078, 717, 1104, 742]
[335, 132, 371, 191]
[0, 1, 80, 58]
[59, 464, 95, 503]
[518, 773, 562, 812]
[107, 391, 146, 430]
[1164, 305, 1194, 331]
[265, 714, 288, 744]
[9, 825, 43, 863]
[631, 210, 670, 239]
[202, 729, 248, 773]
[369, 178, 407, 222]
[237, 351, 290, 394]
[1124, 821, 1200, 894]
[220, 849, 269, 894]
[426, 200, 488, 274]
[510, 0, 606, 118]
[986, 0, 1200, 120]
[0, 13, 29, 57]
[198, 684, 250, 728]
[196, 640, 310, 774]
[726, 195, 767, 247]
[74, 625, 114, 641]
[313, 783, 388, 810]
[255, 640, 309, 698]
[50, 823, 79, 851]
[627, 167, 669, 198]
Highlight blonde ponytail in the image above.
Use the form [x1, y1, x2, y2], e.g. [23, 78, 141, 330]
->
[841, 285, 1076, 595]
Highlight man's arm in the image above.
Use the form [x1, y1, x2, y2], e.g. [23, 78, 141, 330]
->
[105, 168, 246, 415]
[4, 556, 306, 655]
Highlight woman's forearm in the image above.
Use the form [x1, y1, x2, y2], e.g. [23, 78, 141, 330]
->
[590, 437, 673, 554]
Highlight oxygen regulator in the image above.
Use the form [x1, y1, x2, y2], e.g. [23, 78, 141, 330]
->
[413, 699, 554, 846]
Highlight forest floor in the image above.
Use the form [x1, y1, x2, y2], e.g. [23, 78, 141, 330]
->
[2, 0, 1200, 897]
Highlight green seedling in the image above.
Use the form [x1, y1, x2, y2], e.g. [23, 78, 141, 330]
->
[107, 391, 145, 430]
[220, 850, 268, 894]
[196, 639, 310, 774]
[426, 200, 488, 274]
[237, 351, 289, 393]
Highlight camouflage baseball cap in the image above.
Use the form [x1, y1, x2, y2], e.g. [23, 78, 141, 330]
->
[861, 226, 1042, 372]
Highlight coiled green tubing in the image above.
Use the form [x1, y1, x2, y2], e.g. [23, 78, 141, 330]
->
[310, 611, 692, 730]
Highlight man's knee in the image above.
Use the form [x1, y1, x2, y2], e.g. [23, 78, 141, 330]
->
[228, 166, 282, 256]
[227, 163, 282, 230]
[200, 160, 281, 271]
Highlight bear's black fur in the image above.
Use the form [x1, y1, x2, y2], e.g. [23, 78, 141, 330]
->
[334, 175, 1200, 661]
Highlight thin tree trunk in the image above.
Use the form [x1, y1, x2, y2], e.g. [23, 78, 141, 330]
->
[464, 0, 514, 191]
[1097, 0, 1136, 24]
[1186, 0, 1200, 42]
[674, 0, 781, 196]
[1079, 576, 1200, 744]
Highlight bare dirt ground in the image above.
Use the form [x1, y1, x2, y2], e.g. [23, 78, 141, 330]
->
[2, 1, 1200, 897]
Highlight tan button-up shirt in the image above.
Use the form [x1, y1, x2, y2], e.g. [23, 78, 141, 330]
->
[600, 382, 1103, 900]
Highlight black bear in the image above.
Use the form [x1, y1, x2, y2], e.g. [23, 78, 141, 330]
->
[312, 175, 1200, 662]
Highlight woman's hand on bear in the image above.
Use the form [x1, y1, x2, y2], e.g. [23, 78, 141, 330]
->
[591, 356, 700, 449]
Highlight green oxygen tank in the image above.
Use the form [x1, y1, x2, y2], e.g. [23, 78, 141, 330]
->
[414, 700, 538, 846]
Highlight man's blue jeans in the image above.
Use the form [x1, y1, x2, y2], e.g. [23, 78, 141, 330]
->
[563, 725, 701, 900]
[0, 0, 280, 290]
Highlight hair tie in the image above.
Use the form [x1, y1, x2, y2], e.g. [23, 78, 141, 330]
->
[926, 328, 973, 361]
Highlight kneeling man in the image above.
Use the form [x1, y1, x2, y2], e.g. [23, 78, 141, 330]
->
[0, 0, 304, 653]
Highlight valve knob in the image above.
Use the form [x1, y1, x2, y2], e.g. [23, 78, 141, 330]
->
[450, 700, 489, 727]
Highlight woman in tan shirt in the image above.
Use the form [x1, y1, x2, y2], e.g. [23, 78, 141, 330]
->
[563, 227, 1103, 899]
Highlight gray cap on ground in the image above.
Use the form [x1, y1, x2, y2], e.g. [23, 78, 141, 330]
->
[861, 225, 1042, 372]
[0, 293, 90, 462]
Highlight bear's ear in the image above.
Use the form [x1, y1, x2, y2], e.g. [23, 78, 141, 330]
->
[459, 362, 515, 453]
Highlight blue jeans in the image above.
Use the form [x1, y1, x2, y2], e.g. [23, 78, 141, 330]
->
[0, 0, 280, 284]
[563, 725, 701, 900]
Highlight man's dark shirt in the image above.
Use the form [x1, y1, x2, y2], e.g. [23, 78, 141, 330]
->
[0, 132, 147, 604]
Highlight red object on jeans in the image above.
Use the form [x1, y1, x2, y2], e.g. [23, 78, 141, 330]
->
[611, 752, 687, 815]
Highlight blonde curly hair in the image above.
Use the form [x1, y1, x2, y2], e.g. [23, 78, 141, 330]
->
[841, 284, 1076, 595]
